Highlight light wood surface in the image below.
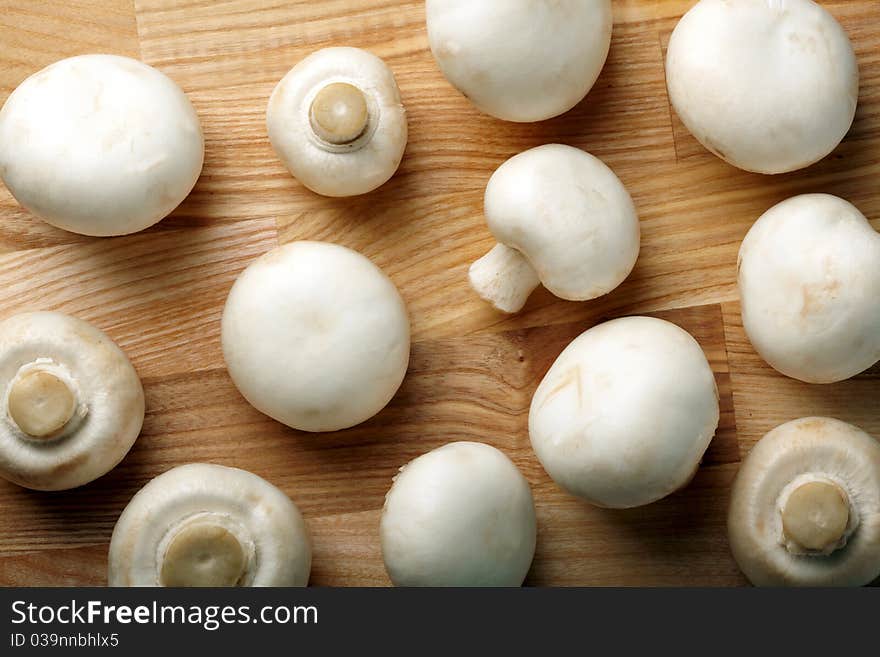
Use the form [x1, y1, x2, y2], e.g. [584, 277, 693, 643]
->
[0, 0, 877, 586]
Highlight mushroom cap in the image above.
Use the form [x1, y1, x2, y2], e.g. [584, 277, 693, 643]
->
[221, 241, 410, 432]
[267, 47, 408, 197]
[426, 0, 612, 122]
[380, 441, 536, 586]
[529, 316, 720, 508]
[485, 144, 640, 301]
[738, 194, 880, 384]
[0, 54, 204, 236]
[728, 417, 880, 587]
[665, 0, 858, 174]
[108, 463, 311, 586]
[0, 311, 144, 490]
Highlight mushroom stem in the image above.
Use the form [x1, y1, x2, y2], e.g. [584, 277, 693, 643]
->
[309, 82, 369, 145]
[469, 243, 541, 313]
[781, 479, 851, 555]
[160, 518, 247, 587]
[7, 365, 77, 439]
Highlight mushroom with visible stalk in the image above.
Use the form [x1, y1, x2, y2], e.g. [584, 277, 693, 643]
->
[0, 54, 204, 236]
[267, 47, 408, 197]
[728, 417, 880, 586]
[222, 241, 410, 432]
[108, 463, 311, 586]
[380, 441, 536, 586]
[738, 194, 880, 384]
[666, 0, 858, 174]
[529, 316, 720, 508]
[0, 311, 144, 490]
[469, 144, 640, 313]
[426, 0, 613, 122]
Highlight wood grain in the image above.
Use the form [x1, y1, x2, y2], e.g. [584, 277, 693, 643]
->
[0, 0, 878, 586]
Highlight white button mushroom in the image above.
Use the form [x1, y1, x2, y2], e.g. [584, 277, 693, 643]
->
[738, 194, 880, 384]
[426, 0, 613, 122]
[267, 47, 408, 197]
[0, 312, 144, 490]
[380, 441, 536, 586]
[469, 144, 640, 313]
[665, 0, 858, 174]
[529, 316, 720, 508]
[728, 417, 880, 587]
[108, 463, 311, 587]
[222, 241, 410, 432]
[0, 54, 204, 236]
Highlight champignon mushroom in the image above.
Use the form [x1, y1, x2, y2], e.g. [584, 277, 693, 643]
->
[529, 316, 719, 508]
[426, 0, 613, 122]
[728, 417, 880, 587]
[266, 47, 408, 197]
[665, 0, 858, 174]
[469, 144, 640, 313]
[222, 241, 410, 432]
[738, 194, 880, 384]
[380, 441, 536, 586]
[108, 463, 311, 587]
[0, 54, 204, 236]
[0, 311, 144, 490]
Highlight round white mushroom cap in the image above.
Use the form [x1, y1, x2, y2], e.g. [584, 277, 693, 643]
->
[0, 54, 204, 236]
[530, 316, 720, 508]
[0, 311, 144, 490]
[108, 463, 311, 587]
[738, 194, 880, 384]
[267, 47, 408, 197]
[426, 0, 613, 122]
[222, 241, 410, 432]
[665, 0, 858, 174]
[380, 441, 536, 586]
[469, 144, 640, 313]
[728, 417, 880, 587]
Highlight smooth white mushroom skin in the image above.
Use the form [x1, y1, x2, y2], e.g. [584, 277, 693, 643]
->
[0, 54, 204, 236]
[666, 0, 858, 174]
[426, 0, 613, 122]
[267, 47, 408, 197]
[380, 441, 536, 587]
[529, 316, 720, 508]
[108, 463, 311, 587]
[728, 418, 880, 587]
[469, 144, 640, 313]
[0, 312, 144, 491]
[222, 241, 411, 432]
[738, 194, 880, 384]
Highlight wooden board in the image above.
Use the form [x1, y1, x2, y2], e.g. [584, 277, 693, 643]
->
[0, 0, 877, 587]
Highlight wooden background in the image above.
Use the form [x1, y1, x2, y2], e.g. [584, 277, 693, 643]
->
[0, 0, 877, 587]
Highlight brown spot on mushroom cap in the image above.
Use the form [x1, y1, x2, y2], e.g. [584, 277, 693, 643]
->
[538, 365, 583, 411]
[800, 278, 841, 319]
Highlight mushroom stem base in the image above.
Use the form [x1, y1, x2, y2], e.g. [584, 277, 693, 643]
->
[780, 477, 854, 556]
[309, 82, 369, 146]
[469, 243, 541, 313]
[160, 518, 248, 588]
[6, 360, 80, 440]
